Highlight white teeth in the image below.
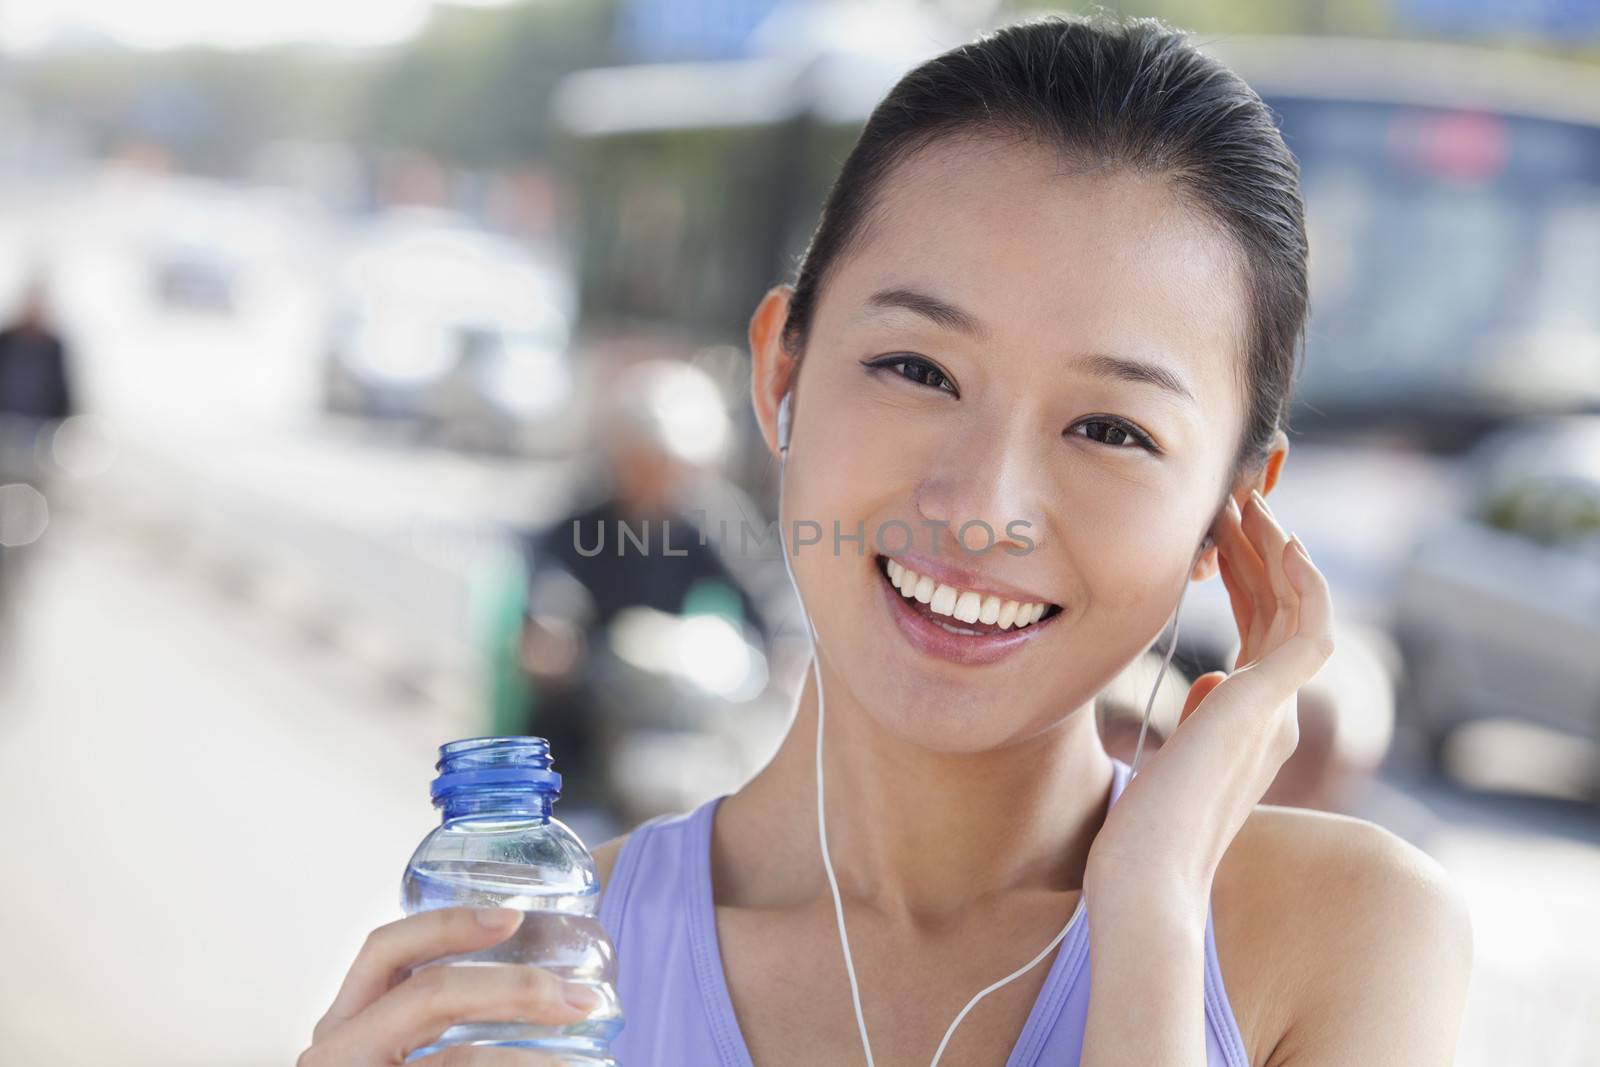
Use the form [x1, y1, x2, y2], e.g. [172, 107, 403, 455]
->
[891, 563, 918, 598]
[883, 559, 1051, 631]
[979, 595, 1001, 625]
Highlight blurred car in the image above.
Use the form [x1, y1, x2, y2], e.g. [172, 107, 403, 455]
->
[322, 208, 583, 455]
[1392, 415, 1600, 780]
[151, 236, 237, 313]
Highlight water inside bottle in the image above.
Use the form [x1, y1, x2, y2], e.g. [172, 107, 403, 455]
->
[403, 860, 621, 1065]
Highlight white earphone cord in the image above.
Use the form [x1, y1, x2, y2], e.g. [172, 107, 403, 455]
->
[775, 443, 1192, 1067]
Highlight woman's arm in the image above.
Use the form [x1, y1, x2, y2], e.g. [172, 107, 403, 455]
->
[1083, 811, 1473, 1067]
[1080, 487, 1334, 1066]
[1080, 877, 1212, 1066]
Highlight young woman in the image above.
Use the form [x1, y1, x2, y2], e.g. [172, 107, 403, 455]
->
[300, 14, 1473, 1067]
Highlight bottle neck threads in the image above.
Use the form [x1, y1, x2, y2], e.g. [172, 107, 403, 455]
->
[429, 736, 563, 824]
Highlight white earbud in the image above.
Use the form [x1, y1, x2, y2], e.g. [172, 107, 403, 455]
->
[777, 390, 793, 455]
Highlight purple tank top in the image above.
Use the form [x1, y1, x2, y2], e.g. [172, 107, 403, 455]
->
[597, 756, 1250, 1066]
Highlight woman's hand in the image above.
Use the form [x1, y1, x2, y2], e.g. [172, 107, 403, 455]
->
[1085, 488, 1335, 910]
[297, 906, 601, 1067]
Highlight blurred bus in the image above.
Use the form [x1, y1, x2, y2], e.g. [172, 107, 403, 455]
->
[550, 35, 1600, 478]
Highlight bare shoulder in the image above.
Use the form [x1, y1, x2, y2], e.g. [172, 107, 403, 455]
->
[592, 832, 633, 894]
[1215, 805, 1474, 1066]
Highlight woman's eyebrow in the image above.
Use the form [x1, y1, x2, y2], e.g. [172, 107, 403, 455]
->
[1075, 352, 1196, 405]
[861, 285, 1196, 405]
[863, 285, 988, 339]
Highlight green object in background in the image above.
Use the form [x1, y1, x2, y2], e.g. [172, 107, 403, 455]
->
[681, 576, 746, 632]
[473, 569, 747, 741]
[469, 539, 535, 739]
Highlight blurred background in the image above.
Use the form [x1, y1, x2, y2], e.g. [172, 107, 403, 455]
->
[0, 0, 1596, 1063]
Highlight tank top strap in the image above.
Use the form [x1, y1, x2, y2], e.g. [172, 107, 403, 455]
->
[597, 795, 750, 1067]
[597, 808, 676, 944]
[1204, 898, 1251, 1066]
[1109, 753, 1132, 805]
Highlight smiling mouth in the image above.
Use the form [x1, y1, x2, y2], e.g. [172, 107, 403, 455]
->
[875, 554, 1063, 637]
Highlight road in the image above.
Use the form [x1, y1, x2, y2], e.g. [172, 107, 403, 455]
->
[0, 507, 621, 1066]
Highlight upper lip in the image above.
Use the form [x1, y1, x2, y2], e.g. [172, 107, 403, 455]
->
[882, 551, 1060, 608]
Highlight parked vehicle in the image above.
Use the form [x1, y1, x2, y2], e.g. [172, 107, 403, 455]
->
[321, 208, 583, 455]
[1393, 415, 1600, 782]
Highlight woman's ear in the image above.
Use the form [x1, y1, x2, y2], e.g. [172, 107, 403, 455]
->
[748, 284, 799, 458]
[1194, 428, 1291, 581]
[1258, 428, 1290, 498]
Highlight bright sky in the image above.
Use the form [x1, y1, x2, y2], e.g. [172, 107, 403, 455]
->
[0, 0, 523, 52]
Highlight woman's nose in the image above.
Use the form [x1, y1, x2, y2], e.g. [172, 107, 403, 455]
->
[913, 428, 1048, 555]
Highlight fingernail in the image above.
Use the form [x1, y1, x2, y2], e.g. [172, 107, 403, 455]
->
[564, 982, 601, 1012]
[1226, 495, 1241, 518]
[1289, 533, 1310, 558]
[477, 907, 524, 929]
[1250, 488, 1268, 512]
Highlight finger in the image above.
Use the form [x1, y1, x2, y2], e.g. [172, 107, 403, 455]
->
[1214, 551, 1254, 669]
[1242, 490, 1298, 645]
[317, 908, 527, 1041]
[1212, 496, 1264, 663]
[1283, 533, 1335, 674]
[1178, 671, 1226, 728]
[347, 961, 599, 1059]
[414, 1048, 569, 1066]
[1206, 539, 1333, 742]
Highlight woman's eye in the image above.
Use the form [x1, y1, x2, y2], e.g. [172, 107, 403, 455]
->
[1071, 417, 1159, 454]
[867, 355, 958, 396]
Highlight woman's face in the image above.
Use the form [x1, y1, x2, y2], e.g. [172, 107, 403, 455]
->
[751, 136, 1273, 754]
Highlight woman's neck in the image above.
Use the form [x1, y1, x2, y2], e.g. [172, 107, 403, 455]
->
[720, 656, 1115, 924]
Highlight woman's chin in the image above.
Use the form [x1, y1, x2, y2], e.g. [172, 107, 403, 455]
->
[854, 683, 1028, 754]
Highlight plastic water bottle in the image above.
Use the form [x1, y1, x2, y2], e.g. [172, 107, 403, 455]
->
[401, 736, 623, 1064]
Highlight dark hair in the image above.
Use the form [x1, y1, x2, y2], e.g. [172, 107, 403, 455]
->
[780, 11, 1308, 485]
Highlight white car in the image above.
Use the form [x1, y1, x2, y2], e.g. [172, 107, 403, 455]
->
[323, 209, 582, 455]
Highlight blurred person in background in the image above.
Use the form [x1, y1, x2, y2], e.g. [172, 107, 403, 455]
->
[1259, 622, 1398, 812]
[1098, 620, 1399, 814]
[0, 275, 75, 475]
[517, 358, 773, 809]
[0, 274, 76, 660]
[1094, 649, 1193, 766]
